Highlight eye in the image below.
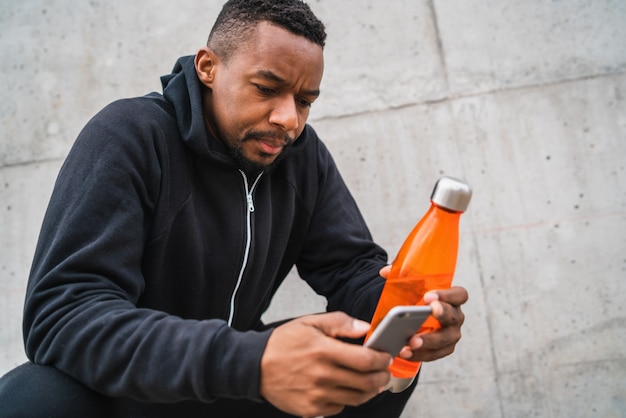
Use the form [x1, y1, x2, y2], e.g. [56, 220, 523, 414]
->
[255, 84, 275, 96]
[296, 97, 313, 108]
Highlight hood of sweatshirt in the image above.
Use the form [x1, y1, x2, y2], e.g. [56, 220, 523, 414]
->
[160, 55, 307, 168]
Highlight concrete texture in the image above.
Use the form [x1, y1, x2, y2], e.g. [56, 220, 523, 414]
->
[1, 1, 625, 416]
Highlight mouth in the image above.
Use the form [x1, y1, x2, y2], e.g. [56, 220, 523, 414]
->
[243, 130, 294, 157]
[256, 138, 285, 155]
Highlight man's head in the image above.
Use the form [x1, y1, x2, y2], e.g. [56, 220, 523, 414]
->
[208, 0, 326, 62]
[195, 0, 327, 174]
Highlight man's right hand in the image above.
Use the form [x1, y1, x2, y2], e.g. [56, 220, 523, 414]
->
[259, 312, 392, 417]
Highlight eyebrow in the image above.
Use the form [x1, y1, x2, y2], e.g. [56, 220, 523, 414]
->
[255, 69, 321, 98]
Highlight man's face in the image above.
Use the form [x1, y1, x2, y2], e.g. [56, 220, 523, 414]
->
[197, 22, 324, 172]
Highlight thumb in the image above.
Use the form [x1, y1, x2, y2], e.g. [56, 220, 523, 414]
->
[379, 264, 391, 279]
[303, 311, 371, 340]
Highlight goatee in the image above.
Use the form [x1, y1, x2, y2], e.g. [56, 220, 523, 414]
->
[231, 131, 294, 176]
[230, 146, 295, 176]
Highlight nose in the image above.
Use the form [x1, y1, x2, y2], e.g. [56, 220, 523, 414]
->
[269, 96, 299, 133]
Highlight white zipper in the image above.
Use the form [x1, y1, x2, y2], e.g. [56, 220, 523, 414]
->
[227, 170, 263, 327]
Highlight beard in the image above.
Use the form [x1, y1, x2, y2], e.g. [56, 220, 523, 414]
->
[229, 130, 295, 176]
[229, 147, 273, 175]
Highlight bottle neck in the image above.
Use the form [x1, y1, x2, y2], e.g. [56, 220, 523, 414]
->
[431, 201, 463, 215]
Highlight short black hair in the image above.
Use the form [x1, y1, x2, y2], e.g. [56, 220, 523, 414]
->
[208, 0, 326, 61]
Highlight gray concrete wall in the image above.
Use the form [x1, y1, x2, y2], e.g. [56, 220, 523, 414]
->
[1, 1, 625, 416]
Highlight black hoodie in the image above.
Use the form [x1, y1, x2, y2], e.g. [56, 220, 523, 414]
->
[23, 56, 388, 403]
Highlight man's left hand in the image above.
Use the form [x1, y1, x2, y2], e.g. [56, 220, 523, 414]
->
[398, 286, 468, 362]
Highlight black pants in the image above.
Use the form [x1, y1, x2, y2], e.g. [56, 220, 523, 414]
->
[0, 362, 417, 418]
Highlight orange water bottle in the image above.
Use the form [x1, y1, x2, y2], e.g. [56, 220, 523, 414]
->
[365, 176, 472, 392]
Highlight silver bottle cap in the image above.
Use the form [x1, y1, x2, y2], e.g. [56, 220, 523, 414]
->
[430, 176, 472, 212]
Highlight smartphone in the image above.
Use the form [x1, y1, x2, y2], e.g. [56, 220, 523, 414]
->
[364, 306, 432, 357]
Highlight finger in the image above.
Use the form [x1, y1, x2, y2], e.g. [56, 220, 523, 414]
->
[330, 339, 393, 373]
[325, 384, 386, 408]
[399, 345, 417, 359]
[415, 325, 460, 349]
[407, 324, 461, 362]
[417, 335, 459, 361]
[300, 398, 345, 418]
[424, 287, 467, 327]
[302, 313, 392, 372]
[303, 311, 371, 340]
[310, 365, 390, 403]
[378, 264, 391, 279]
[305, 399, 365, 418]
[295, 360, 390, 415]
[424, 286, 468, 306]
[431, 301, 465, 328]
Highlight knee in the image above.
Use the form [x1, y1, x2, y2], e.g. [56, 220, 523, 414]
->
[0, 362, 113, 418]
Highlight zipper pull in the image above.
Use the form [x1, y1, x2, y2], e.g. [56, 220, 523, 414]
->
[247, 193, 255, 212]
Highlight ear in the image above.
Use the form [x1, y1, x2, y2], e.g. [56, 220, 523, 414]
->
[195, 46, 218, 87]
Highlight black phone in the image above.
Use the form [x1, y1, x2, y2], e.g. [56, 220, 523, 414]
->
[364, 306, 432, 357]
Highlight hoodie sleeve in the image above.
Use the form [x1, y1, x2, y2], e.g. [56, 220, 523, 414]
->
[296, 137, 389, 323]
[23, 98, 271, 403]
